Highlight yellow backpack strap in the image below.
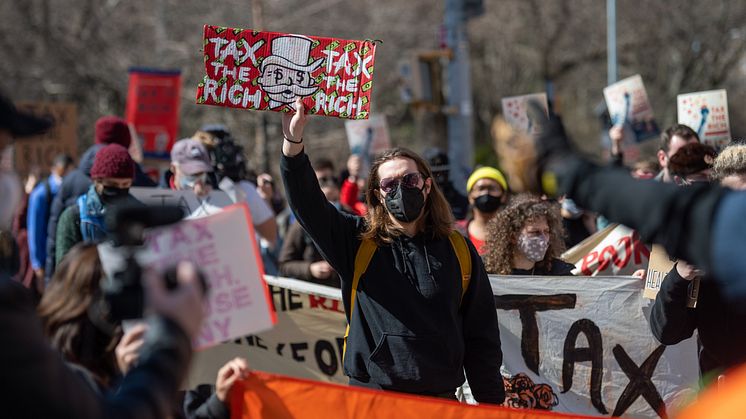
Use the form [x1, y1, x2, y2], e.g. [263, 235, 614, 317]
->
[343, 238, 378, 359]
[448, 230, 472, 305]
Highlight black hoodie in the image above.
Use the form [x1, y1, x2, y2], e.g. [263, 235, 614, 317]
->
[281, 150, 504, 403]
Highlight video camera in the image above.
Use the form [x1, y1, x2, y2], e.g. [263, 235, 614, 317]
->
[102, 204, 186, 321]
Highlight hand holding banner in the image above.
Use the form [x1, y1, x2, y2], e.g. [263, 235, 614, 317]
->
[196, 26, 377, 120]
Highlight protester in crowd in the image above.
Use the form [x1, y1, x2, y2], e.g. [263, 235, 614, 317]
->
[340, 154, 368, 216]
[280, 98, 504, 404]
[668, 142, 717, 186]
[278, 165, 349, 287]
[169, 138, 219, 217]
[457, 166, 509, 255]
[655, 124, 701, 182]
[712, 142, 746, 190]
[45, 116, 155, 279]
[647, 141, 742, 381]
[55, 144, 141, 265]
[257, 173, 286, 215]
[1, 93, 206, 419]
[483, 194, 573, 275]
[38, 243, 123, 391]
[26, 154, 74, 285]
[183, 357, 250, 419]
[423, 147, 469, 220]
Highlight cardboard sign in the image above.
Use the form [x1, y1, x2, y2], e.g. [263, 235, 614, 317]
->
[196, 26, 377, 119]
[13, 102, 77, 177]
[100, 204, 276, 349]
[603, 75, 660, 143]
[501, 93, 548, 134]
[125, 68, 182, 159]
[190, 275, 698, 418]
[644, 245, 676, 300]
[129, 187, 233, 218]
[562, 224, 650, 276]
[677, 90, 730, 148]
[344, 115, 390, 174]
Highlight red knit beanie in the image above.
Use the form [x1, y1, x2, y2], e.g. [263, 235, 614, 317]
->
[90, 144, 135, 179]
[95, 116, 131, 148]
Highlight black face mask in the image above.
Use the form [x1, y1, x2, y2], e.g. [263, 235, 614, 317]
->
[474, 194, 502, 213]
[100, 186, 130, 204]
[384, 183, 425, 223]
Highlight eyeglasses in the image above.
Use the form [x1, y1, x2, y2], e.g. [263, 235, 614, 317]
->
[379, 172, 425, 193]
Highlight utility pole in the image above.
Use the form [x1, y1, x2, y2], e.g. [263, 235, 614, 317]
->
[444, 0, 476, 193]
[251, 0, 271, 174]
[607, 0, 618, 85]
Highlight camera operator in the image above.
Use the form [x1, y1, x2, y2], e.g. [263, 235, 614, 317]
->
[0, 93, 206, 418]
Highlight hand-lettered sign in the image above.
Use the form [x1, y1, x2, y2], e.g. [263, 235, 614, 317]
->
[99, 204, 276, 349]
[13, 102, 78, 177]
[501, 93, 548, 134]
[604, 75, 660, 143]
[677, 90, 730, 148]
[196, 26, 377, 119]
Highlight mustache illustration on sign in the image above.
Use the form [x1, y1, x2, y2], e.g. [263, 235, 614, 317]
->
[257, 35, 324, 108]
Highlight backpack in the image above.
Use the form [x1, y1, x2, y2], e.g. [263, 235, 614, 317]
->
[77, 193, 107, 243]
[342, 230, 472, 358]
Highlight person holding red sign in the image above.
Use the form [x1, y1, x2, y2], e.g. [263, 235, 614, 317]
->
[280, 98, 504, 404]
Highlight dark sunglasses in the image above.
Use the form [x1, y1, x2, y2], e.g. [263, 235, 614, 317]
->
[379, 172, 425, 193]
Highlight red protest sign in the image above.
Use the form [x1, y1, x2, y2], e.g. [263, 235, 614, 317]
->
[125, 68, 182, 159]
[196, 26, 377, 119]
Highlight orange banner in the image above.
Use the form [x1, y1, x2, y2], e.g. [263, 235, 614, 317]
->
[230, 371, 599, 419]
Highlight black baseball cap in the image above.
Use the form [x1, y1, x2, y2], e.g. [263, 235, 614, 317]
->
[0, 94, 53, 138]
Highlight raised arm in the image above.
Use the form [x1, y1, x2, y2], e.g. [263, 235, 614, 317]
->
[280, 98, 364, 281]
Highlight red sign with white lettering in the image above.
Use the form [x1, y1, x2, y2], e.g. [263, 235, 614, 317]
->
[196, 25, 377, 119]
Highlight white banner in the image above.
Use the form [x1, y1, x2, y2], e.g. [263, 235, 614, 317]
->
[190, 275, 697, 418]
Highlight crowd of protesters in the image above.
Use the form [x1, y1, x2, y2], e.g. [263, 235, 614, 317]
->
[3, 78, 746, 418]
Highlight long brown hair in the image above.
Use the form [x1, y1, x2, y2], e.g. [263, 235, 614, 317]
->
[38, 243, 121, 388]
[361, 147, 454, 244]
[482, 194, 566, 274]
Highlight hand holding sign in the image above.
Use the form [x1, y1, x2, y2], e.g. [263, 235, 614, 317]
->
[282, 98, 307, 157]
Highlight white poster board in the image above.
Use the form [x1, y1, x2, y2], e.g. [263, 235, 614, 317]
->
[562, 224, 651, 276]
[677, 89, 730, 148]
[99, 204, 275, 349]
[501, 93, 549, 135]
[604, 75, 660, 144]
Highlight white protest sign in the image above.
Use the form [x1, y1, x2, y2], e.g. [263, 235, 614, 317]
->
[677, 89, 730, 148]
[189, 275, 697, 418]
[562, 224, 650, 276]
[501, 93, 548, 134]
[604, 75, 660, 144]
[100, 204, 276, 349]
[345, 115, 391, 158]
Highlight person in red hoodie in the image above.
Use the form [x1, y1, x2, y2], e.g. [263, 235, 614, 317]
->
[340, 154, 368, 216]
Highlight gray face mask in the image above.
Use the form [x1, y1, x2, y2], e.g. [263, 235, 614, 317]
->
[518, 234, 550, 262]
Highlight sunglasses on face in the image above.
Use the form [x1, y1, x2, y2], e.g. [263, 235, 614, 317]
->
[379, 172, 425, 194]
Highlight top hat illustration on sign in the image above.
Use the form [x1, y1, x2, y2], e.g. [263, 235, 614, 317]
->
[258, 35, 325, 108]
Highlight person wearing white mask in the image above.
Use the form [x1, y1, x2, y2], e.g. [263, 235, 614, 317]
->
[483, 193, 574, 276]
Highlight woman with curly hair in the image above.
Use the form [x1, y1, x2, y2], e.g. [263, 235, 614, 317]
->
[483, 194, 574, 275]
